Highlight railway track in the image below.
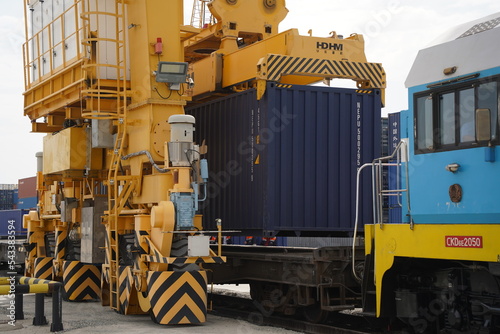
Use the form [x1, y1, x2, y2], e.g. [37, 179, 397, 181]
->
[209, 293, 384, 334]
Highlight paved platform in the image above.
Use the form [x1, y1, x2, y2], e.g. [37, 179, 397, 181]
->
[0, 294, 297, 333]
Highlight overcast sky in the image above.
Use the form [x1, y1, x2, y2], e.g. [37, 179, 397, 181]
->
[0, 1, 499, 184]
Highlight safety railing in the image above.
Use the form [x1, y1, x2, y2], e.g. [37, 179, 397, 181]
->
[0, 276, 63, 332]
[351, 140, 409, 281]
[80, 0, 129, 119]
[23, 0, 84, 89]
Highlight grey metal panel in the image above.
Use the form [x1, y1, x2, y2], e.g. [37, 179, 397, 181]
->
[91, 119, 114, 149]
[405, 18, 500, 88]
[60, 198, 78, 222]
[81, 197, 107, 263]
[427, 12, 500, 46]
[187, 83, 381, 236]
[286, 237, 363, 248]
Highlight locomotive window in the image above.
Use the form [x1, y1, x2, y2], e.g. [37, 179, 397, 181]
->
[459, 88, 475, 142]
[416, 96, 433, 150]
[414, 75, 500, 154]
[478, 81, 498, 140]
[439, 92, 455, 145]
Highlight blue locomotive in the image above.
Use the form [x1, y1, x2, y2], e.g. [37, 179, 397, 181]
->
[363, 13, 500, 333]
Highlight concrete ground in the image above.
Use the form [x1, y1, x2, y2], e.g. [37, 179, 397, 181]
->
[0, 287, 298, 334]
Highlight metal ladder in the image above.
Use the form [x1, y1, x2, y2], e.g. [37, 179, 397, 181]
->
[372, 140, 410, 227]
[80, 0, 129, 311]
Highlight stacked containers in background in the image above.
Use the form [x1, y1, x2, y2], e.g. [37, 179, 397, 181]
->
[13, 189, 18, 209]
[0, 184, 18, 210]
[187, 83, 382, 236]
[18, 176, 38, 210]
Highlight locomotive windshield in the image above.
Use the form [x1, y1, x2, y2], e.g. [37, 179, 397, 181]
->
[414, 75, 499, 153]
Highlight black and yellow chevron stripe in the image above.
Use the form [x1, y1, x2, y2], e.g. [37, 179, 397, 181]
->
[263, 54, 385, 88]
[117, 265, 146, 315]
[144, 237, 163, 263]
[356, 89, 373, 94]
[34, 257, 54, 280]
[26, 231, 37, 258]
[104, 230, 117, 266]
[275, 84, 293, 88]
[144, 255, 225, 265]
[136, 230, 149, 255]
[118, 266, 132, 313]
[54, 229, 67, 261]
[169, 238, 202, 272]
[143, 236, 226, 265]
[147, 270, 207, 324]
[62, 261, 101, 301]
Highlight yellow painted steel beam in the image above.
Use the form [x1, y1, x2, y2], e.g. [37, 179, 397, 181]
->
[23, 60, 85, 120]
[367, 223, 500, 317]
[189, 29, 386, 103]
[31, 122, 63, 133]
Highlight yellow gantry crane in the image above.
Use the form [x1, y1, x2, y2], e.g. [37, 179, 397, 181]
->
[21, 0, 385, 325]
[23, 0, 224, 324]
[183, 0, 385, 103]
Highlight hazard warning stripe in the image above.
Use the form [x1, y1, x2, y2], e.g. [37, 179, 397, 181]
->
[18, 277, 58, 285]
[144, 237, 163, 264]
[143, 237, 226, 264]
[104, 230, 117, 262]
[143, 255, 226, 264]
[135, 230, 149, 255]
[63, 261, 101, 301]
[34, 257, 54, 280]
[147, 270, 207, 324]
[26, 231, 36, 256]
[261, 54, 386, 89]
[54, 229, 67, 260]
[118, 266, 131, 313]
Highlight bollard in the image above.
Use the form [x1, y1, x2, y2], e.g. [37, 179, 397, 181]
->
[33, 293, 48, 326]
[0, 276, 64, 332]
[51, 284, 64, 332]
[15, 293, 24, 320]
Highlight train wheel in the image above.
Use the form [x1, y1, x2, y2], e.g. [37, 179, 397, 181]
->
[302, 304, 328, 323]
[147, 270, 207, 324]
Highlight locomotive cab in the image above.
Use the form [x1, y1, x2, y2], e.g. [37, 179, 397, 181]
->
[364, 12, 500, 333]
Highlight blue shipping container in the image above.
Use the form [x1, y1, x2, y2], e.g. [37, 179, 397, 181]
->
[187, 83, 381, 236]
[17, 196, 38, 210]
[13, 189, 18, 207]
[0, 209, 28, 238]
